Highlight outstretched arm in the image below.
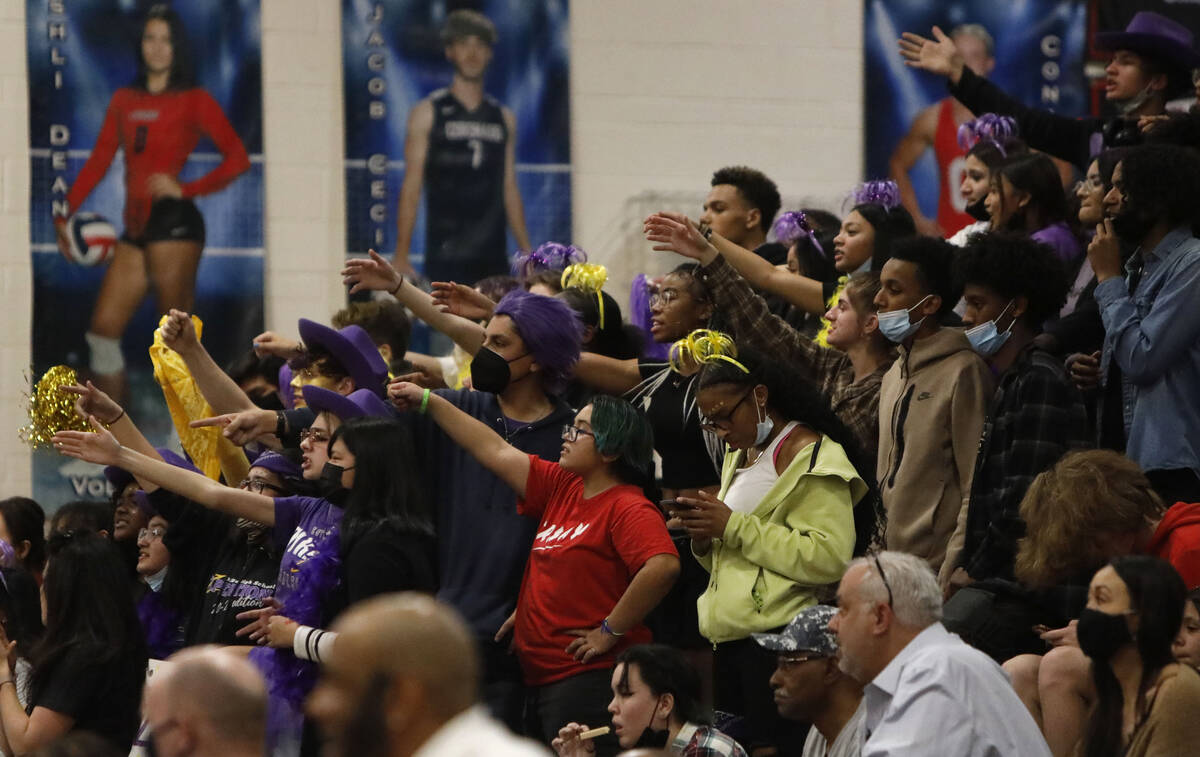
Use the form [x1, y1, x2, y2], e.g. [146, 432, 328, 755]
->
[573, 353, 643, 396]
[53, 418, 275, 525]
[161, 309, 258, 414]
[62, 381, 164, 490]
[888, 104, 943, 237]
[644, 212, 828, 315]
[343, 250, 486, 356]
[502, 107, 531, 251]
[388, 381, 530, 497]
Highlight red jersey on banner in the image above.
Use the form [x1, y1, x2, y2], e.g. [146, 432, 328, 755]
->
[514, 455, 677, 686]
[65, 87, 249, 239]
[933, 98, 974, 237]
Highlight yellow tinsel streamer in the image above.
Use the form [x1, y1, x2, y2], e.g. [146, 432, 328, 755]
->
[814, 275, 847, 348]
[149, 315, 249, 484]
[668, 329, 749, 374]
[19, 365, 92, 448]
[561, 263, 608, 329]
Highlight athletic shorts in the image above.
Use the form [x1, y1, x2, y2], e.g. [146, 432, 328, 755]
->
[121, 197, 206, 247]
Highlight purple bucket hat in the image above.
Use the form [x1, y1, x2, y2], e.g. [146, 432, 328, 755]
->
[1096, 12, 1200, 71]
[247, 450, 303, 481]
[302, 386, 393, 422]
[297, 319, 388, 398]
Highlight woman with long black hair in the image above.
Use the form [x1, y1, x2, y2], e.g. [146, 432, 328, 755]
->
[0, 533, 147, 755]
[54, 4, 250, 399]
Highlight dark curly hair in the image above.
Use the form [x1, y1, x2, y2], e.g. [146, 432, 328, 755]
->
[712, 166, 782, 233]
[954, 231, 1069, 328]
[1119, 144, 1200, 230]
[697, 346, 883, 554]
[887, 237, 959, 317]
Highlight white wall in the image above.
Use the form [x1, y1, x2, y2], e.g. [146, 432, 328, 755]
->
[0, 0, 863, 496]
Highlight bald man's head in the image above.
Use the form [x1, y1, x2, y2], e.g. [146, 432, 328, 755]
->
[145, 647, 267, 757]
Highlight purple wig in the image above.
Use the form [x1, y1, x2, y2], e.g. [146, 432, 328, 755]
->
[494, 289, 583, 395]
[849, 180, 901, 210]
[510, 242, 588, 283]
[772, 211, 826, 258]
[957, 113, 1019, 154]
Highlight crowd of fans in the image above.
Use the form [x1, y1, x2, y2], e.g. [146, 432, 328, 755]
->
[5, 9, 1200, 757]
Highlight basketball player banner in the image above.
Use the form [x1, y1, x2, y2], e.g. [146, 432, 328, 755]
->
[863, 0, 1089, 236]
[341, 0, 571, 289]
[26, 1, 265, 506]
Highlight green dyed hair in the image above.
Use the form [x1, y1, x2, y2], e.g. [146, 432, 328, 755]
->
[589, 395, 655, 495]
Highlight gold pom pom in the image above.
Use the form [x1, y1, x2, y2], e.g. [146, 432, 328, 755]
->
[560, 263, 609, 329]
[669, 329, 749, 374]
[19, 365, 92, 448]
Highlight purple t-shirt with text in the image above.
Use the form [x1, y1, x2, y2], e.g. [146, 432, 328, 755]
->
[272, 496, 343, 606]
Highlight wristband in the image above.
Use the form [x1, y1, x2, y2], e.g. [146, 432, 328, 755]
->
[106, 409, 126, 426]
[419, 388, 431, 414]
[275, 410, 287, 439]
[389, 275, 405, 296]
[601, 618, 624, 637]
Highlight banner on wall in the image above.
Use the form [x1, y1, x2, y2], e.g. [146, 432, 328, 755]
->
[26, 1, 265, 506]
[863, 0, 1088, 236]
[341, 0, 571, 292]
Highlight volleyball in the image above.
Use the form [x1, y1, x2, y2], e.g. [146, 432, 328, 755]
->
[62, 213, 118, 267]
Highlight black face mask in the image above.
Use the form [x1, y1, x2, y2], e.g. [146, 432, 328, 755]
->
[1076, 607, 1134, 661]
[319, 462, 352, 506]
[470, 347, 529, 394]
[965, 197, 991, 223]
[1110, 205, 1157, 246]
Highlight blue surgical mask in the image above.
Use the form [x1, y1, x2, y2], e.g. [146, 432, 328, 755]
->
[754, 394, 775, 446]
[146, 567, 167, 593]
[877, 295, 932, 344]
[965, 300, 1016, 357]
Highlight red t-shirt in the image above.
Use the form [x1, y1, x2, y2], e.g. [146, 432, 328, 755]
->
[1147, 501, 1200, 589]
[514, 455, 677, 686]
[64, 87, 250, 238]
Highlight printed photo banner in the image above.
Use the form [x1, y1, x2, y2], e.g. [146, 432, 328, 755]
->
[341, 0, 571, 287]
[26, 0, 265, 507]
[863, 0, 1088, 236]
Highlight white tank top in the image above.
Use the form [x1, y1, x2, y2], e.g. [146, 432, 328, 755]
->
[723, 421, 802, 514]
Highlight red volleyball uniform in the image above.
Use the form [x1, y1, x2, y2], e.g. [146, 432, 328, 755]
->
[933, 98, 974, 237]
[64, 87, 249, 239]
[514, 455, 677, 686]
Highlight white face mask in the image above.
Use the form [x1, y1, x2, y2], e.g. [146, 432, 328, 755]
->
[877, 295, 932, 343]
[754, 392, 774, 446]
[965, 299, 1016, 357]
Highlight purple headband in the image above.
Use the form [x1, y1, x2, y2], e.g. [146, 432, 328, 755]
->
[510, 242, 588, 282]
[849, 180, 901, 210]
[772, 211, 826, 258]
[957, 113, 1019, 156]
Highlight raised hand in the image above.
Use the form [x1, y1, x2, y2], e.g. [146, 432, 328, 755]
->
[431, 280, 495, 321]
[643, 212, 715, 263]
[387, 379, 426, 412]
[252, 330, 303, 360]
[1087, 218, 1123, 283]
[898, 26, 965, 83]
[342, 249, 403, 295]
[160, 309, 201, 356]
[52, 416, 123, 466]
[61, 381, 124, 425]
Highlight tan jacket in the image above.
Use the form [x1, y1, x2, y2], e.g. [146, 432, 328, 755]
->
[877, 327, 993, 575]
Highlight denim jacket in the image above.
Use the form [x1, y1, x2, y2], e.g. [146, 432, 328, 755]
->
[1095, 227, 1200, 475]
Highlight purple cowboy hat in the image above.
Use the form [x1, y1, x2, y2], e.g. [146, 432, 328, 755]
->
[302, 386, 393, 422]
[1096, 12, 1200, 72]
[297, 319, 388, 398]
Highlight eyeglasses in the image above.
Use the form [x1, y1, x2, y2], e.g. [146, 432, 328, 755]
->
[138, 526, 166, 543]
[871, 552, 894, 608]
[698, 389, 753, 432]
[649, 289, 679, 308]
[1073, 176, 1104, 195]
[561, 425, 595, 443]
[239, 478, 285, 495]
[300, 428, 329, 445]
[777, 654, 822, 667]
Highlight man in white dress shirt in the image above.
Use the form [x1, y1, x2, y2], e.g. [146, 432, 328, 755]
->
[828, 552, 1051, 756]
[306, 592, 548, 757]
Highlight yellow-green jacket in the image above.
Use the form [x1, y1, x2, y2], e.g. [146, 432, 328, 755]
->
[695, 434, 867, 644]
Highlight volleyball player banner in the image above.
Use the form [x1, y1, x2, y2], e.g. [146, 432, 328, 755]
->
[26, 1, 264, 506]
[341, 0, 571, 286]
[863, 0, 1089, 235]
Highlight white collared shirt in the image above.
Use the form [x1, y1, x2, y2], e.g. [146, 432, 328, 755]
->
[861, 623, 1050, 757]
[413, 706, 550, 757]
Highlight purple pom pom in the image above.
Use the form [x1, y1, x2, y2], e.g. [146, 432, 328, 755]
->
[957, 113, 1019, 152]
[511, 242, 588, 281]
[850, 180, 901, 211]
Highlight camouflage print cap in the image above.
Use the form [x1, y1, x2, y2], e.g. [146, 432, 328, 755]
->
[752, 604, 839, 657]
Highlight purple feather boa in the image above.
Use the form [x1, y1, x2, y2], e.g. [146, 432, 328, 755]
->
[772, 211, 826, 258]
[252, 528, 343, 745]
[136, 590, 183, 661]
[957, 113, 1018, 154]
[629, 274, 669, 360]
[849, 179, 901, 210]
[510, 242, 588, 282]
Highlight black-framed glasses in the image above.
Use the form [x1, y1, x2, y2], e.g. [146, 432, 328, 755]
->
[698, 389, 753, 432]
[561, 425, 595, 443]
[239, 478, 285, 495]
[871, 552, 894, 608]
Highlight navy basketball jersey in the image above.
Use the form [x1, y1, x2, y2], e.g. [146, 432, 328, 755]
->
[424, 89, 509, 283]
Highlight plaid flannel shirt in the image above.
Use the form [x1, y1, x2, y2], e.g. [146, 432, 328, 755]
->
[960, 345, 1090, 581]
[698, 256, 891, 473]
[671, 722, 749, 757]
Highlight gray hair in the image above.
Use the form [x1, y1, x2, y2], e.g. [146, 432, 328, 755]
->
[951, 23, 995, 59]
[850, 551, 943, 628]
